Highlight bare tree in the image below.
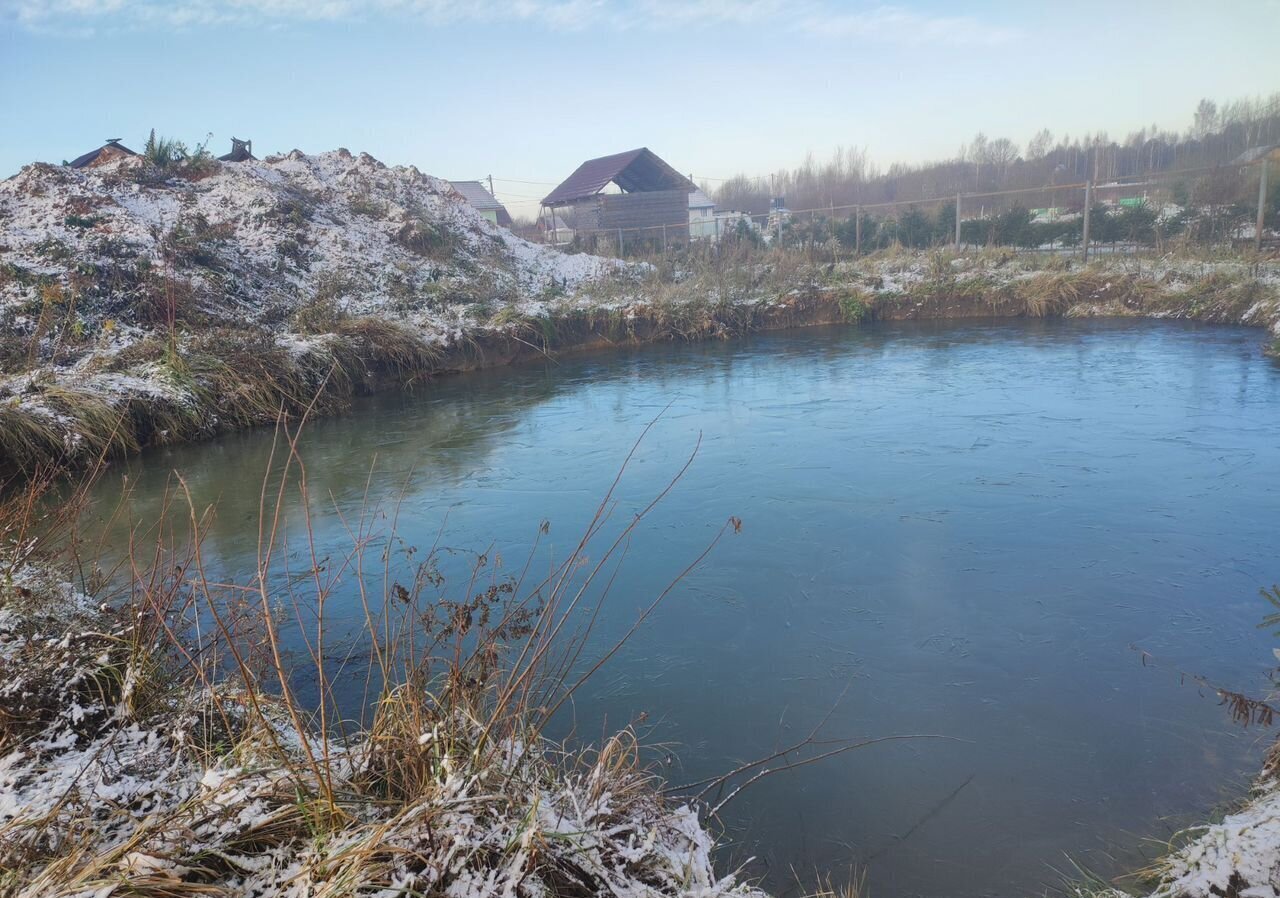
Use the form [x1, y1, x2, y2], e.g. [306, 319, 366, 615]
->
[989, 138, 1020, 180]
[1027, 129, 1053, 160]
[1193, 98, 1219, 139]
[968, 132, 990, 175]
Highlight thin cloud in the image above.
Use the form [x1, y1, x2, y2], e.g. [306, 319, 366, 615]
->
[3, 0, 1023, 44]
[796, 5, 1024, 46]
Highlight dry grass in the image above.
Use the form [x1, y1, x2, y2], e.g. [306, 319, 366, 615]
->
[0, 383, 136, 476]
[1015, 270, 1108, 317]
[1, 303, 450, 475]
[1149, 270, 1272, 323]
[0, 400, 67, 476]
[0, 465, 96, 581]
[180, 337, 315, 428]
[333, 316, 442, 385]
[807, 869, 868, 898]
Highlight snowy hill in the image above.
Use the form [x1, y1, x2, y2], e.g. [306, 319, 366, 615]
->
[0, 148, 623, 342]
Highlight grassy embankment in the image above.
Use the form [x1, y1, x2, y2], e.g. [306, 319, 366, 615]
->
[3, 243, 1278, 479]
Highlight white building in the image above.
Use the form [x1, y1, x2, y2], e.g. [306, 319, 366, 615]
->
[688, 188, 717, 239]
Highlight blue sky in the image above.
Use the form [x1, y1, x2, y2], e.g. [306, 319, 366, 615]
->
[2, 0, 1278, 218]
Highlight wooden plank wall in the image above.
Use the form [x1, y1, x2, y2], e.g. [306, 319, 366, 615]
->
[563, 190, 688, 233]
[599, 190, 687, 231]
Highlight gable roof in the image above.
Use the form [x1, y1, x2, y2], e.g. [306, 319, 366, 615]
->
[1233, 144, 1280, 165]
[688, 188, 715, 209]
[450, 180, 504, 211]
[68, 139, 137, 169]
[542, 148, 695, 206]
[449, 180, 513, 226]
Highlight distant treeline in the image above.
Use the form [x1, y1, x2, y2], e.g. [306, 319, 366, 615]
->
[776, 197, 1275, 253]
[712, 93, 1280, 219]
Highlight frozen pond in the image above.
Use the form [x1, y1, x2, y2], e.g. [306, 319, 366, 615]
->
[89, 318, 1280, 897]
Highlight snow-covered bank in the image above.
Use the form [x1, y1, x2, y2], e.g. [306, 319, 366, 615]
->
[1081, 764, 1280, 898]
[0, 548, 765, 898]
[1147, 773, 1280, 898]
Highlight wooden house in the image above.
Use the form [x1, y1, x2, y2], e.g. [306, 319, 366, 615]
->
[541, 148, 694, 241]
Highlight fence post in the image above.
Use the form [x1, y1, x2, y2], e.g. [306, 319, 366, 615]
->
[855, 207, 862, 256]
[955, 192, 962, 248]
[1082, 180, 1092, 261]
[829, 201, 836, 259]
[617, 228, 623, 257]
[662, 224, 667, 254]
[1258, 157, 1270, 254]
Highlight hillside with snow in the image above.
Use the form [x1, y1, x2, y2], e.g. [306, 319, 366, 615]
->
[0, 149, 646, 472]
[0, 148, 625, 343]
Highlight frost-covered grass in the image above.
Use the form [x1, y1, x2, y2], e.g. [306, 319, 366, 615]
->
[0, 434, 773, 898]
[1062, 753, 1280, 898]
[5, 244, 1278, 477]
[1141, 775, 1280, 898]
[835, 248, 1280, 331]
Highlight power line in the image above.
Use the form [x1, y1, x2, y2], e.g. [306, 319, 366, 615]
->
[486, 176, 560, 186]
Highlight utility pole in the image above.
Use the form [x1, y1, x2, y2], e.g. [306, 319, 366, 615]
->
[1257, 157, 1270, 254]
[955, 192, 962, 248]
[830, 200, 835, 257]
[1082, 180, 1092, 261]
[770, 173, 782, 247]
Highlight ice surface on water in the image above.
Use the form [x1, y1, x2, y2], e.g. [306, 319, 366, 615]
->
[89, 318, 1280, 897]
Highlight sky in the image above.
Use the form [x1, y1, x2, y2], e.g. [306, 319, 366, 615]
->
[2, 0, 1278, 219]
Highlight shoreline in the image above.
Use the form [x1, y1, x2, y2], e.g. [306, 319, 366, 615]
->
[4, 251, 1279, 479]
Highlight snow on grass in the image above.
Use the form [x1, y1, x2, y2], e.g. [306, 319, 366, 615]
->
[0, 559, 768, 898]
[1145, 780, 1280, 898]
